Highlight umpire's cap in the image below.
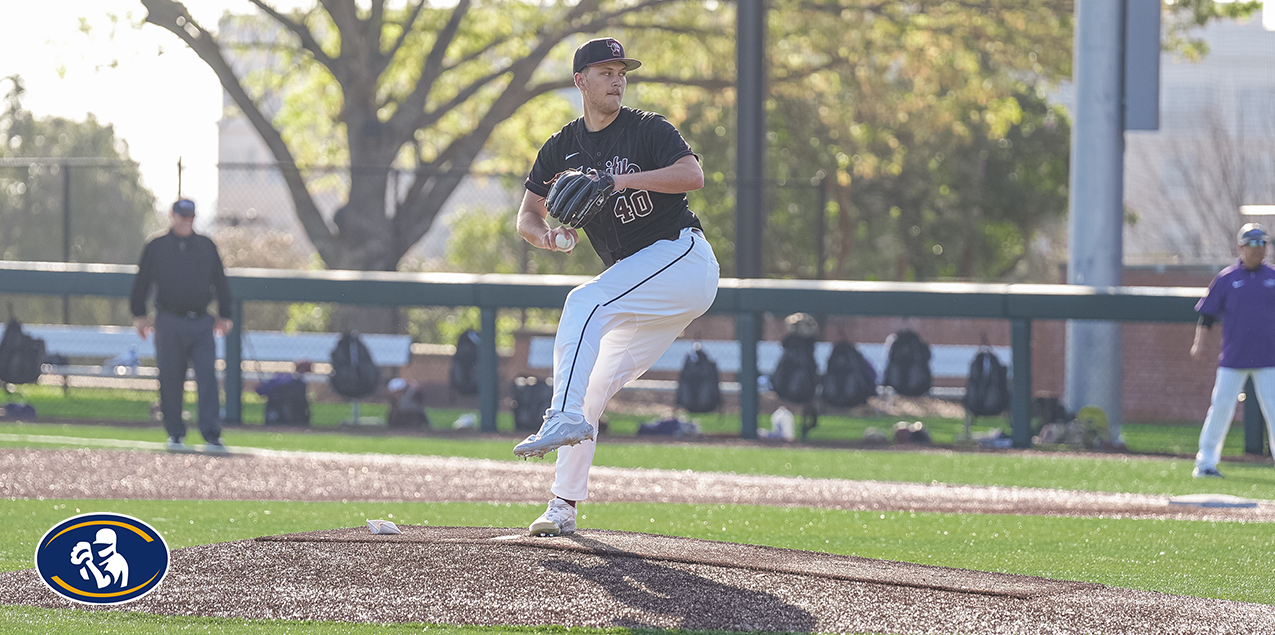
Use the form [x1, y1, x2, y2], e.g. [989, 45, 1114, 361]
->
[573, 37, 641, 74]
[172, 199, 196, 217]
[1238, 223, 1268, 247]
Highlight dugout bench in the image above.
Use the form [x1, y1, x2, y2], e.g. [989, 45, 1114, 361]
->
[0, 322, 411, 391]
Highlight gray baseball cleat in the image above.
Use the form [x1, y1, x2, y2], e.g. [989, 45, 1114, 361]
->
[513, 410, 595, 459]
[528, 498, 577, 536]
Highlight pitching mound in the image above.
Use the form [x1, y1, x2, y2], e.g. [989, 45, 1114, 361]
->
[3, 526, 1273, 634]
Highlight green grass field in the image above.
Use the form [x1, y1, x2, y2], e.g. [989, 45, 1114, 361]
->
[2, 384, 1250, 456]
[2, 416, 1273, 634]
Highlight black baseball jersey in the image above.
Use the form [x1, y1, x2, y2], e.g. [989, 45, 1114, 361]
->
[130, 231, 232, 319]
[526, 106, 702, 267]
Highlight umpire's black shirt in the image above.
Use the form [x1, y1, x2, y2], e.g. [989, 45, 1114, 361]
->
[130, 230, 232, 319]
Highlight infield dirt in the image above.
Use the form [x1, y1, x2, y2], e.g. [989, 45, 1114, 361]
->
[2, 447, 1274, 634]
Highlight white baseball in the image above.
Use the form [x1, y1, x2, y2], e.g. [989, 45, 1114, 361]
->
[555, 232, 575, 251]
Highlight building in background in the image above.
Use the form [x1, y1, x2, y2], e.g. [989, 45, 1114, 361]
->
[1125, 11, 1275, 269]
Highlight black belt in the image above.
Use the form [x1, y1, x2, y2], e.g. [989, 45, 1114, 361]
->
[163, 310, 207, 319]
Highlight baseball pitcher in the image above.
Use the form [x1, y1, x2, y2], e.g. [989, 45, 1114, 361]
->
[514, 37, 720, 536]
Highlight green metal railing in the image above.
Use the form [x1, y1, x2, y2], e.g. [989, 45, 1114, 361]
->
[0, 261, 1210, 447]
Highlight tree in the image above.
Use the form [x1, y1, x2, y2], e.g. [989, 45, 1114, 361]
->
[139, 0, 728, 274]
[136, 0, 1252, 282]
[0, 76, 158, 325]
[636, 0, 1258, 281]
[0, 76, 157, 266]
[627, 1, 1074, 281]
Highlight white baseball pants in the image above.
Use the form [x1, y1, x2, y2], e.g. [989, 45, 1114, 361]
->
[550, 227, 719, 501]
[1197, 366, 1275, 471]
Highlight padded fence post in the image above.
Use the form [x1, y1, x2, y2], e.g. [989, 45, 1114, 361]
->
[737, 312, 760, 439]
[1011, 318, 1032, 448]
[224, 299, 243, 424]
[479, 306, 498, 433]
[1244, 378, 1267, 457]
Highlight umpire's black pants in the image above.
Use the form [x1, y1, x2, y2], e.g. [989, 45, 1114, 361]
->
[155, 311, 221, 442]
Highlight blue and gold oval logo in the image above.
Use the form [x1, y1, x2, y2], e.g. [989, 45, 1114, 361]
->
[35, 513, 169, 604]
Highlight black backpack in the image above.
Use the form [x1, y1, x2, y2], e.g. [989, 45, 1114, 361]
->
[771, 334, 818, 403]
[328, 331, 380, 399]
[449, 330, 480, 396]
[964, 349, 1009, 416]
[676, 346, 721, 413]
[883, 330, 932, 397]
[821, 341, 877, 408]
[264, 378, 310, 426]
[0, 318, 45, 385]
[512, 376, 553, 431]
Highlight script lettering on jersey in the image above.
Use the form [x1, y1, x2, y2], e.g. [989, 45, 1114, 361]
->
[606, 156, 654, 224]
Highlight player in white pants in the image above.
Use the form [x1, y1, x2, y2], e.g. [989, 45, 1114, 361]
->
[1194, 367, 1275, 476]
[513, 37, 720, 535]
[540, 228, 717, 497]
[1191, 223, 1275, 478]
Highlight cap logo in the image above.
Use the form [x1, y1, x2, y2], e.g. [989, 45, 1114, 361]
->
[608, 40, 623, 57]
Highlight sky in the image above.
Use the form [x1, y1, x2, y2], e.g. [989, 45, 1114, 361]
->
[3, 1, 1274, 222]
[0, 1, 310, 219]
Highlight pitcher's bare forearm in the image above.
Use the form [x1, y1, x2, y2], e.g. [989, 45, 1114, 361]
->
[517, 190, 577, 252]
[517, 190, 553, 249]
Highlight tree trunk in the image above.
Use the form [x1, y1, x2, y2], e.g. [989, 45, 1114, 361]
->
[328, 169, 396, 270]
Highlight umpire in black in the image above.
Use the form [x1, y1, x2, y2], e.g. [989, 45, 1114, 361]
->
[130, 198, 233, 452]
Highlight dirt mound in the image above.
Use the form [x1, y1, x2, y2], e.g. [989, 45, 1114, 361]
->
[2, 526, 1273, 634]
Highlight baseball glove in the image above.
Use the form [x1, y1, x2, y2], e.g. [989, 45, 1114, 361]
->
[70, 541, 92, 565]
[545, 169, 615, 228]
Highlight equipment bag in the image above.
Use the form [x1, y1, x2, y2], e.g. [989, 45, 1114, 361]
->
[883, 330, 932, 397]
[328, 331, 380, 399]
[676, 347, 722, 413]
[821, 341, 877, 408]
[964, 349, 1010, 416]
[771, 334, 819, 404]
[512, 376, 553, 431]
[0, 318, 45, 385]
[449, 329, 481, 396]
[263, 378, 311, 426]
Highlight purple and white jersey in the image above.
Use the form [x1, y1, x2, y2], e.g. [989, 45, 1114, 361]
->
[1196, 260, 1275, 369]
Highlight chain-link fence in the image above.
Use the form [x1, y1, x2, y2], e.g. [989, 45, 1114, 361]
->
[215, 163, 529, 269]
[213, 162, 826, 278]
[0, 158, 158, 268]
